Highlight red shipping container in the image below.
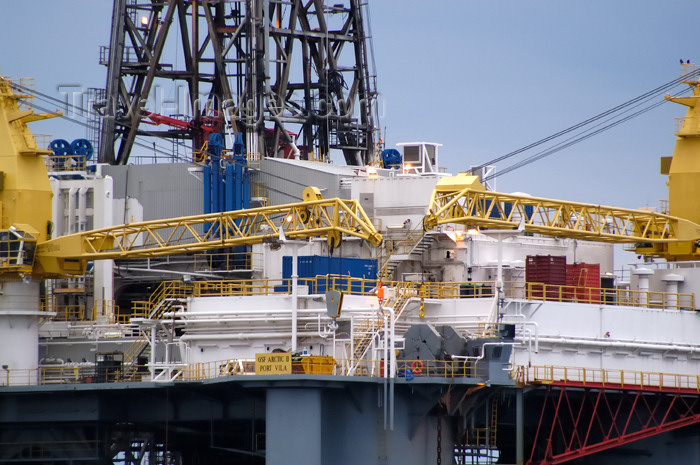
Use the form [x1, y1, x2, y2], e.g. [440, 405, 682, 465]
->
[566, 263, 600, 303]
[526, 255, 567, 300]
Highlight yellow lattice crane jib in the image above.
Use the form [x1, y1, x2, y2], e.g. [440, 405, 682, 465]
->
[422, 65, 700, 261]
[0, 72, 383, 280]
[422, 173, 700, 259]
[34, 193, 383, 276]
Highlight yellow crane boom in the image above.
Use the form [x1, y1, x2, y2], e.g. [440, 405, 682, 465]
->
[0, 74, 382, 279]
[423, 173, 700, 254]
[34, 188, 382, 277]
[423, 65, 700, 261]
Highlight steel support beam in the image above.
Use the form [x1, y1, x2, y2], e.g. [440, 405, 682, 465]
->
[527, 385, 700, 465]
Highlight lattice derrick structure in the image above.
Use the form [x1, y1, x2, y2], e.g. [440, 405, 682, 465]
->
[99, 0, 378, 166]
[424, 189, 700, 244]
[36, 197, 381, 264]
[527, 384, 700, 465]
[259, 0, 378, 166]
[99, 0, 236, 164]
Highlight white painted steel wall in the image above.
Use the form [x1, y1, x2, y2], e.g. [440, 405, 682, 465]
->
[0, 282, 43, 385]
[256, 157, 358, 205]
[503, 299, 700, 377]
[350, 175, 442, 228]
[251, 237, 376, 280]
[629, 262, 700, 310]
[180, 293, 380, 363]
[49, 172, 116, 306]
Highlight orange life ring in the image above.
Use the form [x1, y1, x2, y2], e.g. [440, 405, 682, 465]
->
[410, 360, 424, 374]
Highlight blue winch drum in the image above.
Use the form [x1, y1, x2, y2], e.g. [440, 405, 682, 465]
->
[70, 139, 94, 160]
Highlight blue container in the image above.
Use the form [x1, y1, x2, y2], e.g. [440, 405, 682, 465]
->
[282, 256, 378, 293]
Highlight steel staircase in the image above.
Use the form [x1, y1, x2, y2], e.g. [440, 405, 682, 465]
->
[346, 282, 416, 375]
[348, 315, 385, 370]
[121, 282, 193, 380]
[378, 228, 436, 280]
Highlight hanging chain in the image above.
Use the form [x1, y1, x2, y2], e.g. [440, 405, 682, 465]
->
[436, 416, 442, 465]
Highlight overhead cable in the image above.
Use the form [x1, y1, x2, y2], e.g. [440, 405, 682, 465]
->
[473, 67, 700, 172]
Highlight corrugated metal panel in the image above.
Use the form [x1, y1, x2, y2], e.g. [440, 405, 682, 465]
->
[283, 255, 378, 293]
[566, 263, 601, 302]
[103, 164, 204, 239]
[526, 255, 567, 300]
[526, 255, 567, 284]
[567, 263, 600, 288]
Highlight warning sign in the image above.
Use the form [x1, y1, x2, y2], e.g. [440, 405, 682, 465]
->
[255, 352, 292, 375]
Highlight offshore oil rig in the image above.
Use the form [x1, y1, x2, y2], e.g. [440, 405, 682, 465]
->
[2, 1, 700, 464]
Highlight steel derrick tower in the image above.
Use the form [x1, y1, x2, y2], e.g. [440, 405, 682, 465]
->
[98, 0, 379, 166]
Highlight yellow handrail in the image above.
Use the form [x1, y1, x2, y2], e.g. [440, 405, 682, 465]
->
[129, 275, 695, 312]
[518, 365, 700, 392]
[524, 282, 694, 310]
[16, 360, 700, 390]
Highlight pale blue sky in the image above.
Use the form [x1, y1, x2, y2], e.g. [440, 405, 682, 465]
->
[0, 0, 694, 217]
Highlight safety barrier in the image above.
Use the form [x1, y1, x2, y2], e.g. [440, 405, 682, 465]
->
[13, 358, 471, 385]
[193, 251, 259, 271]
[0, 439, 101, 461]
[191, 275, 379, 298]
[131, 280, 194, 318]
[516, 365, 700, 393]
[42, 300, 120, 323]
[52, 304, 86, 321]
[45, 154, 87, 172]
[17, 360, 700, 390]
[123, 275, 696, 322]
[524, 282, 695, 311]
[35, 364, 149, 385]
[675, 115, 700, 134]
[180, 358, 483, 381]
[246, 152, 261, 169]
[92, 300, 119, 322]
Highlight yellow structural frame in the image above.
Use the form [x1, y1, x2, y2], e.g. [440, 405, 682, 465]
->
[0, 75, 60, 243]
[34, 195, 382, 276]
[424, 178, 700, 244]
[422, 65, 700, 261]
[0, 72, 382, 279]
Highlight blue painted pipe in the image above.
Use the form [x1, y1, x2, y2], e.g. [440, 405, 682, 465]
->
[225, 163, 234, 212]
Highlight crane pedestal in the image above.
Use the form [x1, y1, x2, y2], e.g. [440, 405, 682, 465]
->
[0, 281, 45, 385]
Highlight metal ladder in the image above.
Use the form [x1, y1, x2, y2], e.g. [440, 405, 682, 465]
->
[346, 284, 414, 375]
[459, 399, 499, 464]
[122, 282, 193, 380]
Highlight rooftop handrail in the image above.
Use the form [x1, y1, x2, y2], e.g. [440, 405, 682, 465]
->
[129, 275, 695, 313]
[524, 281, 695, 310]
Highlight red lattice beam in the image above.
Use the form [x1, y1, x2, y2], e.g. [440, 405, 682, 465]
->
[528, 386, 700, 464]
